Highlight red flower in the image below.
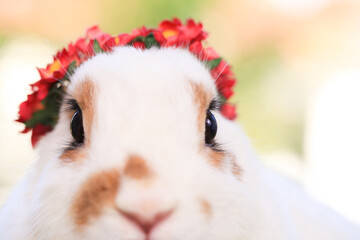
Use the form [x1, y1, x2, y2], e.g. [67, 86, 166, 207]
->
[131, 26, 152, 38]
[37, 59, 66, 83]
[158, 18, 207, 46]
[31, 80, 52, 100]
[17, 93, 44, 123]
[221, 103, 237, 120]
[216, 77, 236, 99]
[133, 41, 146, 49]
[74, 38, 88, 54]
[203, 47, 220, 60]
[103, 33, 133, 50]
[152, 31, 167, 45]
[158, 18, 182, 44]
[181, 19, 206, 42]
[221, 86, 235, 99]
[86, 25, 112, 48]
[55, 48, 78, 69]
[189, 41, 203, 56]
[159, 18, 182, 32]
[211, 60, 232, 79]
[86, 25, 103, 39]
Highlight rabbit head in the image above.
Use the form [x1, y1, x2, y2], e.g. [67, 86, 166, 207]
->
[1, 47, 271, 240]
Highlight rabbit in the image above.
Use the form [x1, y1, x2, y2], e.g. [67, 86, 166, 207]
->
[0, 46, 360, 240]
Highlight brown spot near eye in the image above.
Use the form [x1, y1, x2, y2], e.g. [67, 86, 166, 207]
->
[59, 148, 86, 161]
[207, 151, 242, 180]
[124, 155, 150, 180]
[188, 81, 213, 133]
[199, 198, 212, 219]
[71, 169, 120, 228]
[72, 78, 96, 145]
[207, 149, 226, 170]
[229, 155, 242, 180]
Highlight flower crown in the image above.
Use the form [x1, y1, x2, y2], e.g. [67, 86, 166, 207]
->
[17, 18, 237, 147]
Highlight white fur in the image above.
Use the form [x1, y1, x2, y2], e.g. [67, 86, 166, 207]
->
[0, 47, 359, 239]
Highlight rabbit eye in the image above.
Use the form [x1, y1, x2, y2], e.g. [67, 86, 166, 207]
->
[205, 110, 217, 144]
[70, 110, 84, 144]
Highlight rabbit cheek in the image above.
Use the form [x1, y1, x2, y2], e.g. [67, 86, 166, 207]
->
[207, 150, 226, 169]
[199, 198, 212, 220]
[71, 169, 121, 229]
[207, 151, 242, 180]
[229, 155, 242, 180]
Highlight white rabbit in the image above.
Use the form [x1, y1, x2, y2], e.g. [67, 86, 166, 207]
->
[0, 47, 359, 240]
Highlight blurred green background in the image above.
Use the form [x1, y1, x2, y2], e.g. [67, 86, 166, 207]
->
[1, 0, 360, 225]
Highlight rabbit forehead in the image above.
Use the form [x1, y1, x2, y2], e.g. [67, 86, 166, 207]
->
[68, 47, 218, 157]
[70, 47, 217, 93]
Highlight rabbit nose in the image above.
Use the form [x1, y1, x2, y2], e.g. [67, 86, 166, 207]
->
[115, 183, 177, 235]
[117, 208, 174, 235]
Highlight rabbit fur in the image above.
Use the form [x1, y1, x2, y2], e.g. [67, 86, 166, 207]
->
[0, 47, 359, 240]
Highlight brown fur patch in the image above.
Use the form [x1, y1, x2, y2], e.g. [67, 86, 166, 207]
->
[207, 151, 242, 180]
[71, 169, 120, 227]
[124, 155, 150, 180]
[59, 148, 86, 161]
[199, 198, 212, 219]
[60, 79, 96, 162]
[188, 81, 213, 133]
[73, 78, 96, 145]
[207, 149, 226, 170]
[229, 155, 242, 180]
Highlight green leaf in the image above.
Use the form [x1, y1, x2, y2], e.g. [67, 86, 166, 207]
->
[64, 61, 77, 81]
[25, 109, 54, 128]
[144, 33, 160, 48]
[127, 36, 145, 47]
[218, 94, 226, 104]
[93, 39, 103, 54]
[132, 36, 145, 43]
[206, 58, 222, 70]
[67, 61, 77, 76]
[24, 84, 65, 128]
[127, 34, 160, 48]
